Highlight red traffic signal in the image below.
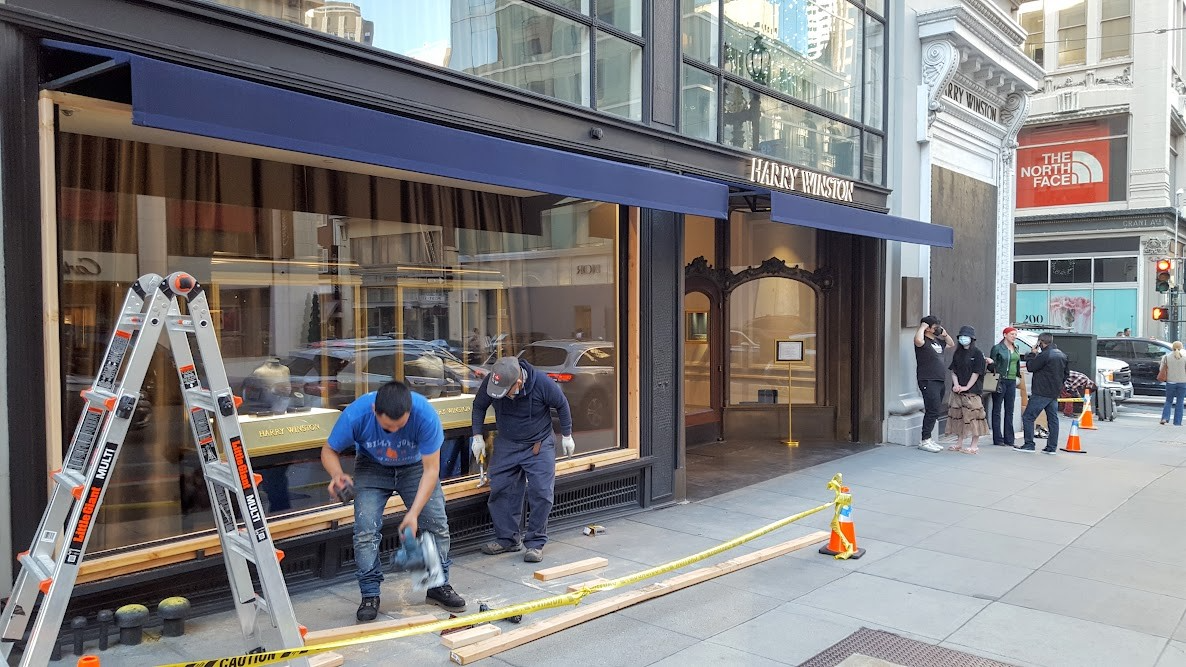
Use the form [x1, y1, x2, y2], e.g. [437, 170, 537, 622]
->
[1153, 306, 1169, 321]
[1157, 259, 1175, 293]
[1157, 259, 1173, 272]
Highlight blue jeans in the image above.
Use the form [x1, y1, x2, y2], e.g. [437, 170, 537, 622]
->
[487, 433, 556, 550]
[1022, 395, 1059, 450]
[352, 457, 451, 597]
[987, 379, 1017, 446]
[1162, 382, 1186, 425]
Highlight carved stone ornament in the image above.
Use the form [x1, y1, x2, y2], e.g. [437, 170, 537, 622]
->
[999, 91, 1030, 161]
[922, 40, 960, 128]
[1143, 237, 1174, 257]
[685, 256, 833, 293]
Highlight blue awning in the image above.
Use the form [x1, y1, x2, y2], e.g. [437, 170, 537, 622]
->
[44, 40, 729, 220]
[771, 191, 954, 248]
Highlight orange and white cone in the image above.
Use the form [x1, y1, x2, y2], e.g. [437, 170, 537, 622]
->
[1060, 418, 1085, 453]
[819, 486, 866, 559]
[1079, 389, 1097, 430]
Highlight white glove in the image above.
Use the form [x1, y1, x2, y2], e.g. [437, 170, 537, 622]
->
[470, 435, 486, 461]
[560, 435, 575, 457]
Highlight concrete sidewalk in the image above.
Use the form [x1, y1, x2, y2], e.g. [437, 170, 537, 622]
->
[65, 400, 1186, 667]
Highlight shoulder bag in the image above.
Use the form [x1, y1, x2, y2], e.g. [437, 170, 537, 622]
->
[1158, 357, 1169, 383]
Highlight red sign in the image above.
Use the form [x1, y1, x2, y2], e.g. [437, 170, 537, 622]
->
[1016, 122, 1113, 208]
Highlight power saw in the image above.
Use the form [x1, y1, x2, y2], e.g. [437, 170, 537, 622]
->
[392, 526, 446, 591]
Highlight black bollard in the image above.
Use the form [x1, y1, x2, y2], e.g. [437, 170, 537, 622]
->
[115, 604, 149, 646]
[158, 597, 191, 637]
[71, 615, 87, 655]
[96, 609, 113, 650]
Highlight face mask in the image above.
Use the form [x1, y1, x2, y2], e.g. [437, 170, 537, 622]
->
[958, 336, 971, 346]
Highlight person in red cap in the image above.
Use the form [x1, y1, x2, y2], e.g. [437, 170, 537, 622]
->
[986, 327, 1021, 447]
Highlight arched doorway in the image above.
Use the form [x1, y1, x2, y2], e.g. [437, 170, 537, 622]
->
[683, 288, 723, 442]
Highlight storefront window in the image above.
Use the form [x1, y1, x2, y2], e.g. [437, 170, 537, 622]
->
[681, 0, 719, 66]
[207, 1, 643, 119]
[57, 130, 621, 553]
[728, 279, 817, 405]
[1015, 288, 1137, 336]
[1014, 260, 1049, 284]
[681, 65, 719, 141]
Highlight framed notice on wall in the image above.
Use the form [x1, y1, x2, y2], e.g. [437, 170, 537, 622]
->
[776, 340, 804, 362]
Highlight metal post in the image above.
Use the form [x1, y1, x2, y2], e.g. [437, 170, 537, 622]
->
[1172, 289, 1181, 343]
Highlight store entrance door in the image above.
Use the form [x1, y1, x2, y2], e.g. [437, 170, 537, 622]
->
[684, 289, 722, 443]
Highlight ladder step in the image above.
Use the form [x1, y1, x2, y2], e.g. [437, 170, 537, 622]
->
[17, 553, 55, 590]
[80, 388, 119, 410]
[224, 532, 258, 564]
[166, 317, 197, 333]
[117, 314, 145, 330]
[185, 388, 217, 412]
[52, 469, 86, 494]
[204, 462, 239, 491]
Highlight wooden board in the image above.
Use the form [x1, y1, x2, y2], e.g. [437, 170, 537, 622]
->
[309, 652, 345, 667]
[440, 624, 501, 649]
[533, 557, 609, 581]
[450, 531, 829, 664]
[566, 578, 608, 593]
[303, 614, 438, 646]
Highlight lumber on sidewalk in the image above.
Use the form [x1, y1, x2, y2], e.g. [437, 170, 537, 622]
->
[441, 624, 502, 649]
[450, 530, 829, 664]
[309, 652, 345, 667]
[567, 578, 608, 593]
[304, 614, 438, 645]
[533, 557, 609, 581]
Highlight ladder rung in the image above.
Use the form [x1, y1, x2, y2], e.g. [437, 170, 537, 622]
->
[52, 469, 86, 494]
[80, 388, 118, 410]
[166, 317, 196, 333]
[224, 532, 258, 564]
[204, 462, 239, 491]
[185, 388, 217, 412]
[117, 314, 145, 330]
[17, 553, 55, 589]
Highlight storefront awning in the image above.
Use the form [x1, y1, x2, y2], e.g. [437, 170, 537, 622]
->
[43, 40, 729, 220]
[770, 191, 954, 248]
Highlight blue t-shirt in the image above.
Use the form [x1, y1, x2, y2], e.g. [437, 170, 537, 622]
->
[327, 392, 443, 466]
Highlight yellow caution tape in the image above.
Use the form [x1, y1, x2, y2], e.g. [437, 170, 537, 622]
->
[158, 473, 851, 667]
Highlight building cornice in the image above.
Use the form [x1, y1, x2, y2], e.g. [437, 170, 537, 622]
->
[1025, 104, 1131, 126]
[918, 5, 1044, 95]
[1016, 206, 1176, 224]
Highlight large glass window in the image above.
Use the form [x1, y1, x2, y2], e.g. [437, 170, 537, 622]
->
[1014, 256, 1139, 335]
[680, 0, 886, 184]
[1018, 2, 1045, 66]
[1051, 258, 1092, 283]
[681, 65, 719, 141]
[57, 126, 622, 552]
[1100, 0, 1132, 60]
[1057, 0, 1087, 67]
[207, 0, 643, 121]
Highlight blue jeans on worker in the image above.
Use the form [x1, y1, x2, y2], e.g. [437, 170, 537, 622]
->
[487, 433, 556, 550]
[987, 379, 1017, 446]
[1022, 395, 1059, 451]
[1162, 382, 1186, 425]
[352, 457, 451, 597]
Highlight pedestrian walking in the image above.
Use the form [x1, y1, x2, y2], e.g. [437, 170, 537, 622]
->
[1018, 332, 1069, 454]
[320, 381, 467, 621]
[986, 327, 1020, 447]
[471, 356, 574, 563]
[945, 326, 988, 454]
[915, 315, 955, 452]
[1159, 341, 1186, 425]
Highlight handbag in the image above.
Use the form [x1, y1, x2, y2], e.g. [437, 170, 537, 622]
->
[1158, 361, 1168, 383]
[981, 372, 1000, 394]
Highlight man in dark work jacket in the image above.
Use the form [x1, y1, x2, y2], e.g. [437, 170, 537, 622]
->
[1017, 332, 1069, 454]
[470, 357, 574, 563]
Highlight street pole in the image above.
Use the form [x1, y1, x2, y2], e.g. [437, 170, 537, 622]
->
[1172, 289, 1181, 343]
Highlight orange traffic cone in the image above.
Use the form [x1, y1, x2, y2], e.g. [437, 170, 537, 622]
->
[1079, 389, 1097, 430]
[78, 656, 100, 667]
[1060, 418, 1085, 453]
[820, 486, 866, 559]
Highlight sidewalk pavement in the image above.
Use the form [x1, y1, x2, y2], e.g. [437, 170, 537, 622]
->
[65, 401, 1186, 667]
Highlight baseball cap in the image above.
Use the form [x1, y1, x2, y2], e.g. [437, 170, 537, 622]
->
[487, 357, 522, 399]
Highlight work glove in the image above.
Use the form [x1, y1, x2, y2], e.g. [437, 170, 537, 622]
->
[470, 435, 486, 461]
[560, 435, 575, 457]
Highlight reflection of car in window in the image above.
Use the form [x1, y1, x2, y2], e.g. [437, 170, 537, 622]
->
[1095, 336, 1171, 396]
[519, 340, 615, 431]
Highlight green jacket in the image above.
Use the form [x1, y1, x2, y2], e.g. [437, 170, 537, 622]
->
[988, 342, 1020, 380]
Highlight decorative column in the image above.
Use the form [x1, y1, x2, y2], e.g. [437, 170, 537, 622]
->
[995, 92, 1030, 334]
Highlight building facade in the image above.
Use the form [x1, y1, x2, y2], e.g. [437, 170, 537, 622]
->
[0, 0, 955, 629]
[1012, 0, 1185, 340]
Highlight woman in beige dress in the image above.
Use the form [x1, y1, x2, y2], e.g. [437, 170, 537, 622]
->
[946, 326, 989, 454]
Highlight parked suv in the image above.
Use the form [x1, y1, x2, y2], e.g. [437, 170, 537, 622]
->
[1013, 330, 1133, 402]
[1096, 337, 1174, 396]
[518, 340, 615, 430]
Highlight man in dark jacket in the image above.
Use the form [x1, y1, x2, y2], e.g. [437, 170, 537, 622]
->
[1018, 332, 1070, 453]
[471, 357, 574, 563]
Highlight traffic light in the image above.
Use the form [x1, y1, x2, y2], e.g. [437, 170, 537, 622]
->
[1153, 306, 1169, 321]
[1156, 259, 1175, 293]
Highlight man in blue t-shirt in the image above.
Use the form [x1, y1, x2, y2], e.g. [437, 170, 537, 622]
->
[321, 381, 466, 621]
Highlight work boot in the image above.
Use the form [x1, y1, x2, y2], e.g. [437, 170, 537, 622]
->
[426, 584, 466, 613]
[356, 596, 380, 622]
[523, 548, 543, 563]
[480, 540, 522, 555]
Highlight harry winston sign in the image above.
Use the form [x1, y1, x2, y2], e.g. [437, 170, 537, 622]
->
[747, 157, 855, 203]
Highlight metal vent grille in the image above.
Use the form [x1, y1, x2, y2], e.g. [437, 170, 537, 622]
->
[800, 628, 1018, 667]
[541, 475, 639, 521]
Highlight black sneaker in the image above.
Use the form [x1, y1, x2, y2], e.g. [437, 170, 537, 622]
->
[426, 584, 466, 613]
[356, 596, 380, 622]
[480, 540, 522, 555]
[1042, 448, 1057, 455]
[1013, 444, 1036, 452]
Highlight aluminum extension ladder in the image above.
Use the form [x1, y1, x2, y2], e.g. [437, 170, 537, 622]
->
[0, 272, 309, 666]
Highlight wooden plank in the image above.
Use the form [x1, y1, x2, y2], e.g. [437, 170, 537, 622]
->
[450, 531, 829, 664]
[533, 557, 609, 581]
[308, 652, 345, 667]
[440, 624, 501, 649]
[566, 578, 608, 593]
[303, 614, 438, 646]
[38, 94, 63, 476]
